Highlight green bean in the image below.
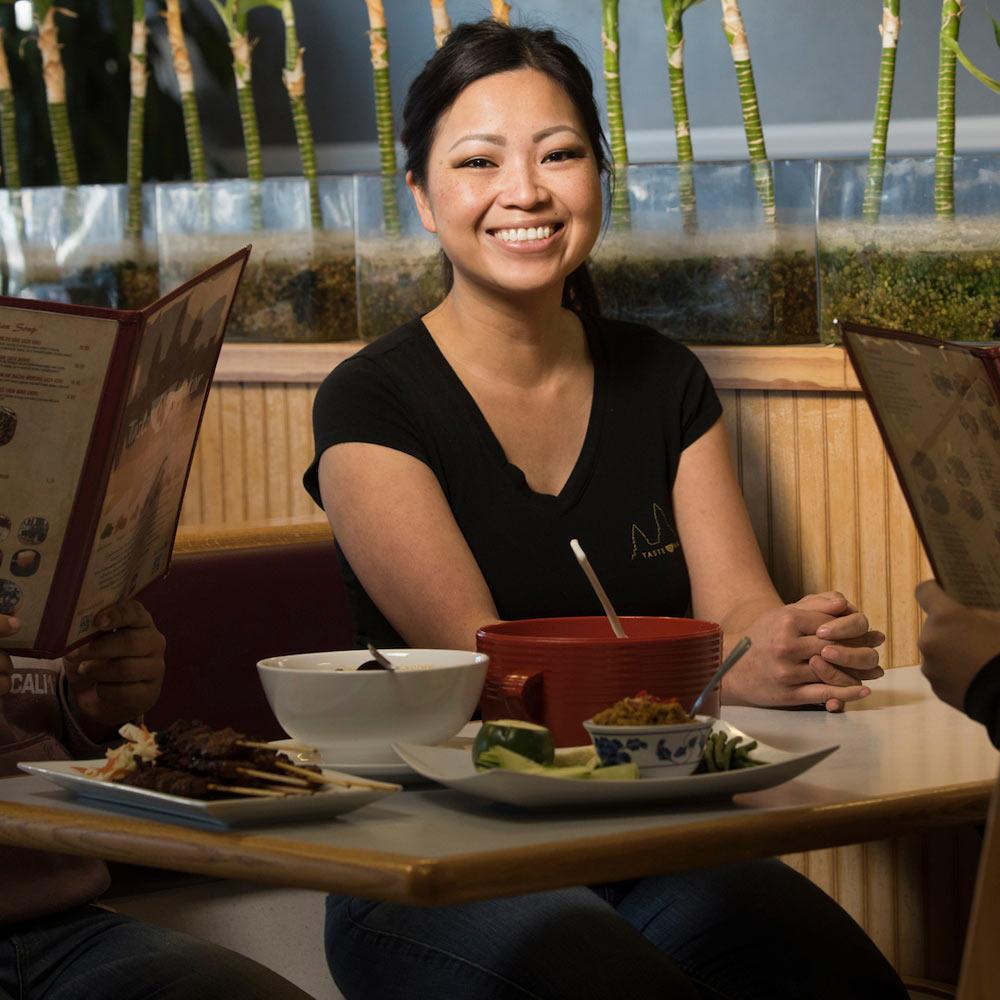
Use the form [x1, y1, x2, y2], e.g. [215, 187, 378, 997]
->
[720, 736, 739, 770]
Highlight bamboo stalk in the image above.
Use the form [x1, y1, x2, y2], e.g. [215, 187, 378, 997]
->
[429, 0, 451, 49]
[863, 0, 901, 223]
[280, 0, 320, 226]
[491, 0, 511, 24]
[720, 0, 773, 222]
[602, 0, 630, 229]
[36, 5, 78, 188]
[126, 0, 147, 237]
[364, 0, 400, 236]
[661, 0, 698, 231]
[0, 27, 20, 190]
[164, 0, 206, 182]
[231, 26, 262, 183]
[935, 0, 963, 219]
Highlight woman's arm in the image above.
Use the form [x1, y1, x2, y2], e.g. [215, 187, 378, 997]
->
[673, 420, 884, 710]
[318, 442, 500, 649]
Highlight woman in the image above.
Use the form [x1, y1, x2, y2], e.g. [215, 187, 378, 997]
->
[304, 20, 902, 1000]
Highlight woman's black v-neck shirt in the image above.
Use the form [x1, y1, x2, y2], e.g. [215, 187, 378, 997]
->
[304, 317, 722, 648]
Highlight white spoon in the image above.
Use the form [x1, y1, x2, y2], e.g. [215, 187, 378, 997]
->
[570, 538, 627, 638]
[689, 636, 752, 717]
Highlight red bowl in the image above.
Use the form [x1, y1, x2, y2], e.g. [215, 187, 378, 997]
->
[477, 616, 722, 746]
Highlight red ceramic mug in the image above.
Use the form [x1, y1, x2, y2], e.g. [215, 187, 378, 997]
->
[476, 616, 723, 747]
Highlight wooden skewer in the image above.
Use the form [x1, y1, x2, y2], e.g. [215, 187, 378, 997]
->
[238, 766, 311, 788]
[274, 760, 401, 792]
[207, 783, 290, 799]
[236, 739, 318, 754]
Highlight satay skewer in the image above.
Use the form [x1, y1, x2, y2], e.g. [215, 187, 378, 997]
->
[274, 760, 401, 792]
[237, 767, 311, 788]
[237, 739, 318, 754]
[207, 783, 290, 799]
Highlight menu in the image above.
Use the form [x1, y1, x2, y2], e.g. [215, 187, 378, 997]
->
[0, 246, 249, 657]
[842, 321, 1000, 609]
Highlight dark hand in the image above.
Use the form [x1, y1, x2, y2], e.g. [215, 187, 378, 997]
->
[916, 581, 1000, 711]
[63, 601, 165, 737]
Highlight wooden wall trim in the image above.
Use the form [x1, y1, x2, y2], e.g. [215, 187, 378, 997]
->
[214, 342, 864, 393]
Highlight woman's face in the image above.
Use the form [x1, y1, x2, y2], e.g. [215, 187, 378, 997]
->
[407, 67, 603, 303]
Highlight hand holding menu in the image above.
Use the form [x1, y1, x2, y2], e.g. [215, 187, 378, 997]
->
[842, 321, 1000, 610]
[0, 246, 249, 657]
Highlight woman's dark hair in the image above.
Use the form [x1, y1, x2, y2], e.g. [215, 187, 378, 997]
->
[401, 19, 608, 318]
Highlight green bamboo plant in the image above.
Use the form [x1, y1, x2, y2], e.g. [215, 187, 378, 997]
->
[0, 25, 19, 191]
[660, 0, 703, 230]
[32, 1, 77, 187]
[863, 0, 901, 223]
[601, 0, 630, 227]
[943, 14, 1000, 94]
[125, 0, 148, 236]
[208, 0, 263, 184]
[164, 0, 206, 182]
[364, 0, 400, 236]
[429, 0, 451, 49]
[935, 0, 963, 219]
[491, 1, 511, 24]
[719, 0, 773, 222]
[277, 0, 320, 226]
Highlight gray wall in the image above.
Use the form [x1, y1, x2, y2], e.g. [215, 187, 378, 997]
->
[188, 1, 1000, 172]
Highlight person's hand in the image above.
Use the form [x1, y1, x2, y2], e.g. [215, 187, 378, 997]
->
[0, 615, 17, 697]
[915, 580, 1000, 711]
[723, 592, 885, 712]
[63, 601, 165, 738]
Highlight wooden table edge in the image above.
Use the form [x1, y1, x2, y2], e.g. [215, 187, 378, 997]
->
[0, 778, 991, 905]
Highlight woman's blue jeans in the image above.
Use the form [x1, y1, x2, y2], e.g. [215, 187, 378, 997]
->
[325, 859, 909, 1000]
[0, 904, 311, 1000]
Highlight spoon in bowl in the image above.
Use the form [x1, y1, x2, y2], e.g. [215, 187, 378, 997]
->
[570, 538, 627, 639]
[356, 643, 396, 672]
[689, 636, 752, 717]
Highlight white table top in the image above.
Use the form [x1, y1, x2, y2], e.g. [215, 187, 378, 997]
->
[1, 666, 996, 903]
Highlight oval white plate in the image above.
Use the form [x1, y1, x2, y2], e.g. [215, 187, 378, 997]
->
[392, 721, 837, 809]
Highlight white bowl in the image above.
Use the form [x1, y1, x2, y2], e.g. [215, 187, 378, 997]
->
[582, 716, 714, 777]
[257, 649, 488, 764]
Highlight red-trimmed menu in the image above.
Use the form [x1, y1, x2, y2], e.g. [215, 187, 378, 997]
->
[0, 246, 249, 657]
[842, 321, 1000, 609]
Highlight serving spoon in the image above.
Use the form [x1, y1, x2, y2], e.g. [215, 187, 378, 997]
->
[689, 636, 752, 717]
[356, 643, 396, 671]
[570, 538, 627, 638]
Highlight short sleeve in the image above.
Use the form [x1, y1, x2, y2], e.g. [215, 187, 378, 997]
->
[303, 357, 430, 509]
[676, 347, 723, 450]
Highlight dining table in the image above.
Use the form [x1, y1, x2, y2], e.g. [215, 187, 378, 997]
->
[0, 665, 996, 907]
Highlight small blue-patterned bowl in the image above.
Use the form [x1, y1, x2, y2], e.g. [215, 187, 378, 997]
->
[582, 716, 714, 777]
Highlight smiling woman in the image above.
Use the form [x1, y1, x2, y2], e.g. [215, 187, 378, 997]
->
[302, 18, 905, 1000]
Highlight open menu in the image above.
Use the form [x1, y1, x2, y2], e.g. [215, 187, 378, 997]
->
[0, 246, 249, 657]
[842, 321, 1000, 610]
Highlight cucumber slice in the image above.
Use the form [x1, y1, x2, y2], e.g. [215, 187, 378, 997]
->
[588, 762, 640, 781]
[474, 720, 555, 770]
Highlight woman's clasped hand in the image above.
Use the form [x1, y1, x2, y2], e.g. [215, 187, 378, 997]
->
[725, 592, 885, 712]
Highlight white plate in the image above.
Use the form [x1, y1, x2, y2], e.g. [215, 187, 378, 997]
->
[270, 734, 476, 784]
[392, 721, 837, 808]
[18, 760, 398, 829]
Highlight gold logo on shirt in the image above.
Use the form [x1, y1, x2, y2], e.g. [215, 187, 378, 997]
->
[631, 503, 680, 560]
